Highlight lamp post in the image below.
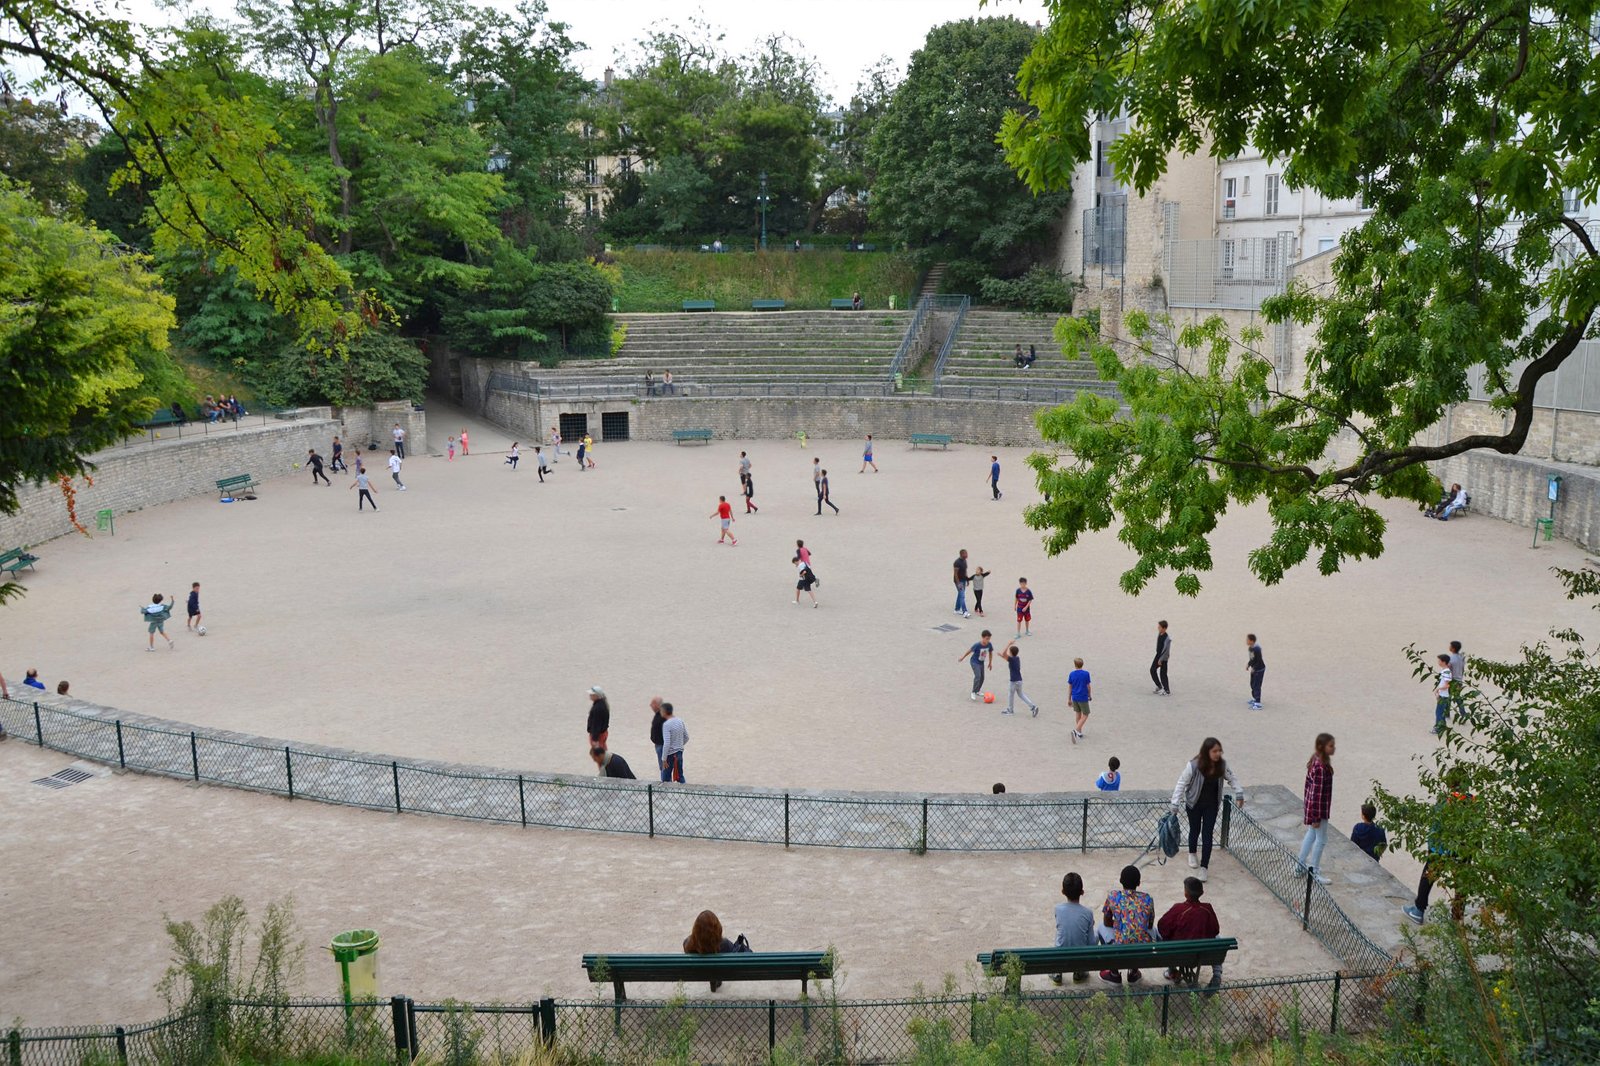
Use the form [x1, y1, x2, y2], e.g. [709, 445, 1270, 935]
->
[758, 171, 769, 251]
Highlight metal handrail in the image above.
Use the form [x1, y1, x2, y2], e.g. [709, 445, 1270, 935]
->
[887, 295, 934, 382]
[929, 295, 972, 383]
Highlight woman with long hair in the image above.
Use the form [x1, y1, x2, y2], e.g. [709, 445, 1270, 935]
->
[1170, 737, 1244, 881]
[1297, 734, 1336, 884]
[683, 910, 737, 991]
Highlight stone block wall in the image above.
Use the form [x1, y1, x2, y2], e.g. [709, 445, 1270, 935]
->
[337, 402, 429, 456]
[0, 416, 341, 548]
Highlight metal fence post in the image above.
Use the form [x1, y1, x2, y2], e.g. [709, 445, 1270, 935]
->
[784, 793, 790, 848]
[114, 1026, 128, 1065]
[1160, 986, 1170, 1036]
[768, 1000, 776, 1051]
[32, 702, 41, 746]
[392, 762, 402, 813]
[647, 784, 655, 837]
[285, 748, 294, 799]
[518, 775, 527, 827]
[919, 798, 928, 853]
[538, 997, 556, 1047]
[7, 1028, 20, 1066]
[1302, 870, 1313, 931]
[1220, 796, 1232, 849]
[115, 720, 126, 769]
[1330, 972, 1342, 1035]
[1080, 798, 1089, 853]
[969, 993, 978, 1045]
[190, 732, 200, 780]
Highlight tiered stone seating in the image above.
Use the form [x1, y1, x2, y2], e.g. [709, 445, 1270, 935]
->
[527, 312, 911, 394]
[936, 310, 1121, 403]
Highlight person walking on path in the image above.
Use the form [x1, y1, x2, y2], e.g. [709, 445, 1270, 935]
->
[1433, 653, 1453, 735]
[660, 703, 688, 782]
[1051, 872, 1097, 984]
[1068, 658, 1091, 742]
[999, 641, 1039, 716]
[585, 685, 610, 749]
[971, 566, 989, 616]
[988, 455, 1002, 500]
[354, 450, 365, 476]
[795, 539, 813, 569]
[505, 442, 520, 470]
[392, 423, 407, 460]
[447, 436, 457, 462]
[818, 469, 838, 514]
[1151, 621, 1172, 695]
[1296, 733, 1336, 884]
[952, 549, 971, 617]
[711, 496, 738, 545]
[649, 697, 667, 768]
[460, 428, 470, 456]
[794, 554, 819, 607]
[959, 630, 994, 702]
[388, 449, 406, 491]
[186, 582, 202, 632]
[551, 426, 568, 458]
[142, 593, 175, 651]
[1448, 640, 1467, 713]
[860, 435, 877, 473]
[1014, 577, 1034, 638]
[535, 446, 550, 482]
[812, 457, 823, 512]
[1171, 737, 1245, 882]
[741, 471, 758, 512]
[330, 436, 347, 472]
[308, 449, 331, 485]
[1245, 634, 1265, 708]
[350, 469, 378, 511]
[576, 435, 587, 470]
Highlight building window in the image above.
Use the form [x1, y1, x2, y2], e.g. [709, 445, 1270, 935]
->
[620, 156, 633, 176]
[1563, 188, 1582, 214]
[584, 159, 598, 185]
[1263, 238, 1281, 280]
[1317, 236, 1336, 254]
[584, 194, 598, 219]
[1242, 176, 1250, 196]
[1265, 174, 1280, 217]
[1222, 178, 1236, 219]
[1221, 239, 1236, 278]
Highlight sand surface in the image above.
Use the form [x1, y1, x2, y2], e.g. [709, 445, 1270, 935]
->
[1, 404, 1588, 1023]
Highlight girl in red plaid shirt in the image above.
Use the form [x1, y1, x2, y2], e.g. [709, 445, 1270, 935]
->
[1296, 734, 1336, 883]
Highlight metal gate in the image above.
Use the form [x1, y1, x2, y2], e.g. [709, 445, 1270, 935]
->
[559, 413, 588, 443]
[601, 411, 630, 442]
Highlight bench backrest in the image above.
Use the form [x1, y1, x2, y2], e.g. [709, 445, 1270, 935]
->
[0, 548, 24, 564]
[582, 952, 833, 981]
[980, 938, 1238, 973]
[217, 475, 252, 485]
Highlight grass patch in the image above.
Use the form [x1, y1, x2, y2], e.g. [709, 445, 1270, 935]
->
[614, 250, 918, 312]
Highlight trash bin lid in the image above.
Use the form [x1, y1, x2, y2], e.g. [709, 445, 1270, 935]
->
[331, 929, 380, 960]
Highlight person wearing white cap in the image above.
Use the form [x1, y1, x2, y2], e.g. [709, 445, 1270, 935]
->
[586, 686, 610, 749]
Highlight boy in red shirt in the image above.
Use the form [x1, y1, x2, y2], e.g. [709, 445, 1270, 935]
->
[710, 496, 737, 546]
[1156, 876, 1223, 988]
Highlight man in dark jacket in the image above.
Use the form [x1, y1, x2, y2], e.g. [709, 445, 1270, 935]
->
[1245, 633, 1265, 709]
[1156, 877, 1222, 987]
[1151, 620, 1171, 695]
[649, 696, 667, 768]
[591, 747, 636, 779]
[586, 686, 610, 748]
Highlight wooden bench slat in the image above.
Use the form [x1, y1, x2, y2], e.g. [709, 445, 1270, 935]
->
[216, 474, 258, 497]
[829, 298, 856, 309]
[1, 547, 39, 575]
[977, 938, 1238, 976]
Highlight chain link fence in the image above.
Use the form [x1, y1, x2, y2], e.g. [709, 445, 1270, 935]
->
[4, 971, 1424, 1066]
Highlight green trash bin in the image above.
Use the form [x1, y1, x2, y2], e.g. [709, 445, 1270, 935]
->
[331, 929, 380, 1004]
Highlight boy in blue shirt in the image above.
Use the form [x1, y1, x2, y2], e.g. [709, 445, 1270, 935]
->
[1068, 658, 1092, 743]
[1095, 757, 1121, 791]
[1351, 802, 1388, 861]
[1014, 578, 1034, 638]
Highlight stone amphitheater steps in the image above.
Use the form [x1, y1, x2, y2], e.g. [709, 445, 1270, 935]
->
[937, 308, 1119, 403]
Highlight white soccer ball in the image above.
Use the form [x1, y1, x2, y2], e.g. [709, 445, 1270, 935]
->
[197, 626, 207, 635]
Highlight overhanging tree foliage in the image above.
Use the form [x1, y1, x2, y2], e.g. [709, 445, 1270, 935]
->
[1005, 1, 1600, 593]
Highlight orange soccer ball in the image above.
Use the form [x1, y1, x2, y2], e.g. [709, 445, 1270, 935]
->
[982, 692, 995, 704]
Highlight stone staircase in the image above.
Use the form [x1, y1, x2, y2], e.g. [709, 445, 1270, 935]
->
[918, 263, 947, 298]
[934, 309, 1121, 404]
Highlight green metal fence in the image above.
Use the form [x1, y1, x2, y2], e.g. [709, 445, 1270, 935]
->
[3, 971, 1423, 1066]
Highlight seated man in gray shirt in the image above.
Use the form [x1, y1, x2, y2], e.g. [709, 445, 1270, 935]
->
[1052, 871, 1097, 984]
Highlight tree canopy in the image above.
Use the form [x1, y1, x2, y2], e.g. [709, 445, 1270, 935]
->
[870, 17, 1070, 289]
[1006, 0, 1600, 593]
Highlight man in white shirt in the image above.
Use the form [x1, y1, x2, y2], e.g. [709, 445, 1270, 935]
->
[1433, 654, 1453, 735]
[660, 703, 689, 783]
[392, 423, 407, 459]
[388, 449, 406, 490]
[1438, 484, 1468, 520]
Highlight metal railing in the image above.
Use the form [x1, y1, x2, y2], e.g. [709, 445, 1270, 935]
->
[120, 408, 317, 448]
[484, 373, 896, 401]
[887, 294, 935, 382]
[3, 967, 1420, 1066]
[928, 295, 972, 383]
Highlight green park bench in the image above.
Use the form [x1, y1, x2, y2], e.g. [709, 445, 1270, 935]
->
[978, 938, 1238, 995]
[216, 474, 258, 499]
[751, 299, 786, 311]
[829, 298, 857, 309]
[909, 433, 952, 449]
[582, 951, 834, 1003]
[137, 410, 186, 433]
[672, 429, 714, 445]
[681, 300, 716, 312]
[0, 547, 39, 576]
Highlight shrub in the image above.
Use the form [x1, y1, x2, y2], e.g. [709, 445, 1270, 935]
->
[978, 266, 1077, 313]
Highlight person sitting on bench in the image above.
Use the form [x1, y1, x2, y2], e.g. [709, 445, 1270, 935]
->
[1156, 876, 1224, 988]
[169, 401, 189, 424]
[1101, 865, 1155, 984]
[683, 910, 750, 992]
[1437, 483, 1469, 521]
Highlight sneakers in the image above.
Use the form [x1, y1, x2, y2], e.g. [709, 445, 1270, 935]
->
[1197, 867, 1209, 882]
[1049, 974, 1063, 985]
[962, 611, 972, 618]
[1126, 970, 1142, 984]
[1069, 729, 1078, 745]
[970, 692, 978, 702]
[1030, 705, 1039, 718]
[1099, 970, 1122, 984]
[1188, 853, 1199, 869]
[1247, 700, 1262, 709]
[1402, 904, 1425, 924]
[1153, 688, 1165, 695]
[1001, 709, 1014, 715]
[1312, 871, 1331, 885]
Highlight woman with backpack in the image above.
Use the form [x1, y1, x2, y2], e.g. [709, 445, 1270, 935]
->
[793, 554, 819, 607]
[1297, 734, 1336, 884]
[1170, 737, 1245, 882]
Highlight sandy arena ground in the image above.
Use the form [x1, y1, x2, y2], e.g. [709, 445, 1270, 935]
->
[1, 405, 1592, 1023]
[0, 742, 1336, 1026]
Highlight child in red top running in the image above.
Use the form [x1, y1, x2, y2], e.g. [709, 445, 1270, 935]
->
[1014, 578, 1034, 637]
[710, 496, 737, 545]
